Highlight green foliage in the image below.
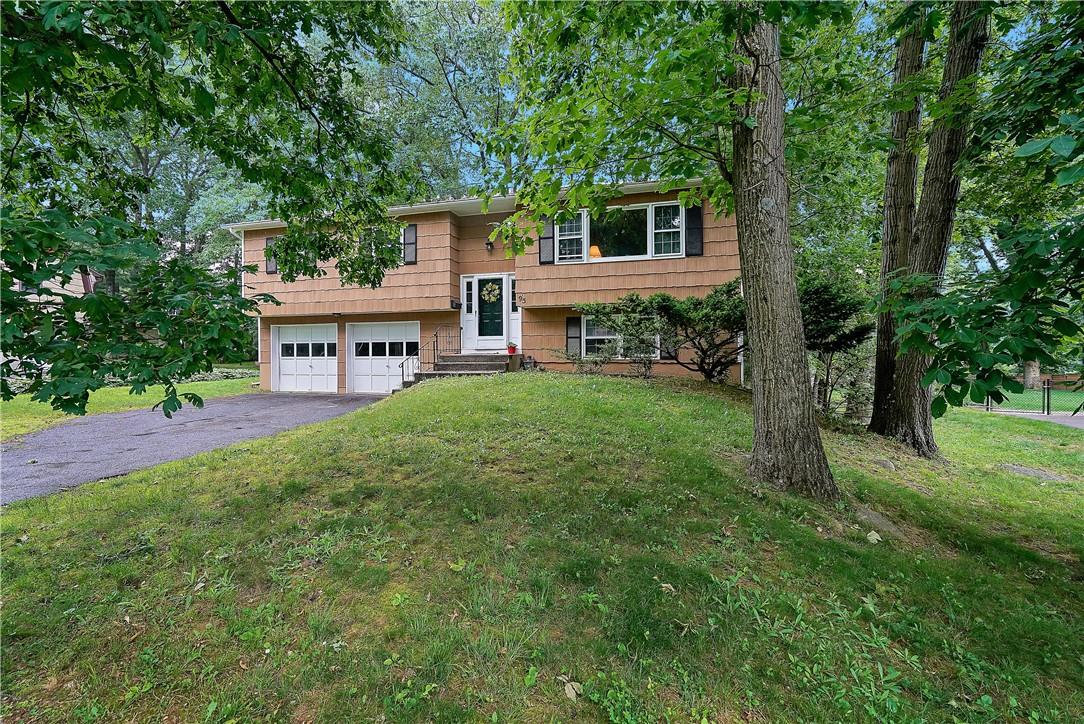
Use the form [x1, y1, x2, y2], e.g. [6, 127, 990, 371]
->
[649, 281, 746, 383]
[576, 294, 667, 378]
[1, 1, 407, 413]
[484, 1, 852, 249]
[798, 275, 875, 355]
[888, 4, 1084, 416]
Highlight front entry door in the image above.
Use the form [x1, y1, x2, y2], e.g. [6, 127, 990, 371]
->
[476, 277, 505, 348]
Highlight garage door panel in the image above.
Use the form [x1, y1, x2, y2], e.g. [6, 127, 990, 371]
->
[348, 322, 420, 394]
[274, 324, 338, 392]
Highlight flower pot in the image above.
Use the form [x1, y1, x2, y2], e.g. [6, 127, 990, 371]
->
[507, 345, 518, 355]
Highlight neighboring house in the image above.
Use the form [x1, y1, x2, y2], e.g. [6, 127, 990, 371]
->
[224, 181, 740, 395]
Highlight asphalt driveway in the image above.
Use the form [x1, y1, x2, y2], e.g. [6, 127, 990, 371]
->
[1, 393, 379, 504]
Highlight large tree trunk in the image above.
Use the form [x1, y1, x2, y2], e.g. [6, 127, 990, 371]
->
[731, 20, 838, 501]
[1023, 360, 1041, 389]
[869, 2, 926, 436]
[886, 2, 991, 457]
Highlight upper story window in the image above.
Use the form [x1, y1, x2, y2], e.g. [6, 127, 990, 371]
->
[557, 214, 585, 262]
[265, 237, 279, 274]
[556, 202, 684, 264]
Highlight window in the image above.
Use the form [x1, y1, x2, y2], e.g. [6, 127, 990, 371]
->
[371, 341, 387, 356]
[354, 342, 370, 356]
[582, 317, 661, 359]
[591, 207, 648, 258]
[406, 341, 419, 356]
[389, 341, 404, 357]
[265, 237, 279, 274]
[296, 343, 310, 357]
[311, 343, 325, 357]
[557, 203, 684, 263]
[557, 211, 585, 262]
[653, 204, 682, 256]
[511, 278, 518, 312]
[584, 318, 619, 357]
[326, 342, 337, 357]
[465, 281, 473, 314]
[280, 343, 295, 358]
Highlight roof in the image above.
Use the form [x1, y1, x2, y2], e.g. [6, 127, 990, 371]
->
[222, 179, 699, 235]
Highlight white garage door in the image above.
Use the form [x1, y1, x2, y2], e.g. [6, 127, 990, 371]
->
[274, 324, 338, 392]
[349, 322, 420, 394]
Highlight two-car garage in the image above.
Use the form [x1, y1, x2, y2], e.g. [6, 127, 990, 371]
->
[271, 322, 420, 395]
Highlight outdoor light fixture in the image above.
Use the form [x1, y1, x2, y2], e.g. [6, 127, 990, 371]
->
[589, 244, 602, 259]
[485, 240, 495, 251]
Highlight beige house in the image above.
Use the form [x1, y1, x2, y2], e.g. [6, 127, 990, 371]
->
[225, 182, 740, 395]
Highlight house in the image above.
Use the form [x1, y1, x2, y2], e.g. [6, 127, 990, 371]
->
[224, 181, 740, 395]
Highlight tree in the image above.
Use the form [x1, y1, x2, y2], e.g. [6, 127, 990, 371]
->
[799, 275, 875, 414]
[868, 0, 927, 438]
[651, 282, 747, 384]
[576, 294, 667, 379]
[2, 1, 408, 413]
[868, 1, 992, 456]
[488, 2, 848, 500]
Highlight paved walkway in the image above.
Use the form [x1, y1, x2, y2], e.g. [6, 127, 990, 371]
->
[1, 394, 379, 504]
[993, 410, 1084, 430]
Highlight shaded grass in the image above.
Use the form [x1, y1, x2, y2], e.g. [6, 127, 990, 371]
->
[0, 378, 259, 441]
[1, 373, 1081, 722]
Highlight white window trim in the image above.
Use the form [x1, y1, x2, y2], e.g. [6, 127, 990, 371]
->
[556, 203, 685, 265]
[582, 316, 661, 360]
[556, 210, 587, 263]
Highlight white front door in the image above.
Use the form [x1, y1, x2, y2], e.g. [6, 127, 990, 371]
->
[461, 274, 519, 352]
[347, 322, 420, 394]
[273, 324, 338, 392]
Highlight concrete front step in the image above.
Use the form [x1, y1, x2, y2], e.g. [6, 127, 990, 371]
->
[433, 360, 508, 372]
[438, 353, 511, 364]
[413, 370, 503, 383]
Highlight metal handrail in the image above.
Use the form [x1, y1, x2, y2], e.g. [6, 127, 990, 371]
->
[400, 324, 461, 386]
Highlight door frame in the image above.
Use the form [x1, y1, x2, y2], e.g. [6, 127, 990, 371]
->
[345, 320, 421, 394]
[460, 273, 519, 352]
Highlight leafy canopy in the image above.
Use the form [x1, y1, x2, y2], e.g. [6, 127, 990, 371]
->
[2, 1, 411, 413]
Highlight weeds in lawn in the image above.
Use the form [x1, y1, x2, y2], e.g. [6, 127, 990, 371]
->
[1, 374, 1081, 721]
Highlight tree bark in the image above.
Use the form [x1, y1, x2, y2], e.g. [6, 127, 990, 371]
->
[886, 2, 990, 457]
[1023, 360, 1041, 389]
[869, 2, 926, 436]
[731, 20, 838, 501]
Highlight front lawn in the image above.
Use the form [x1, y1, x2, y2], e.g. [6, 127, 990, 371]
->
[0, 377, 258, 441]
[2, 374, 1081, 721]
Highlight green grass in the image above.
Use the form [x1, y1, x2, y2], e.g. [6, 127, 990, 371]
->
[2, 374, 1081, 722]
[0, 378, 259, 441]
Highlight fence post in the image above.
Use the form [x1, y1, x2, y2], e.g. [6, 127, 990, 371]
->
[1043, 379, 1052, 415]
[985, 394, 991, 412]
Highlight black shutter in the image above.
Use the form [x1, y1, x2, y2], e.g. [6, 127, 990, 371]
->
[685, 205, 703, 257]
[566, 316, 582, 356]
[538, 217, 555, 265]
[403, 224, 418, 265]
[265, 237, 279, 274]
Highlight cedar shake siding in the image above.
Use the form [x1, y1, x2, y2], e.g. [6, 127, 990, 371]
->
[232, 185, 742, 392]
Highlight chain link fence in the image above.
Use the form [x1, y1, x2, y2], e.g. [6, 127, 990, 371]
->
[967, 378, 1084, 416]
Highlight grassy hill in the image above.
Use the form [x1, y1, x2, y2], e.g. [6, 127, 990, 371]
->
[2, 373, 1081, 722]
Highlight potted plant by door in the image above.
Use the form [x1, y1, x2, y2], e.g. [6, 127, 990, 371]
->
[507, 342, 518, 355]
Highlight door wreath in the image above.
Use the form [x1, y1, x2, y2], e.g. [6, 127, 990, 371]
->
[481, 282, 502, 304]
